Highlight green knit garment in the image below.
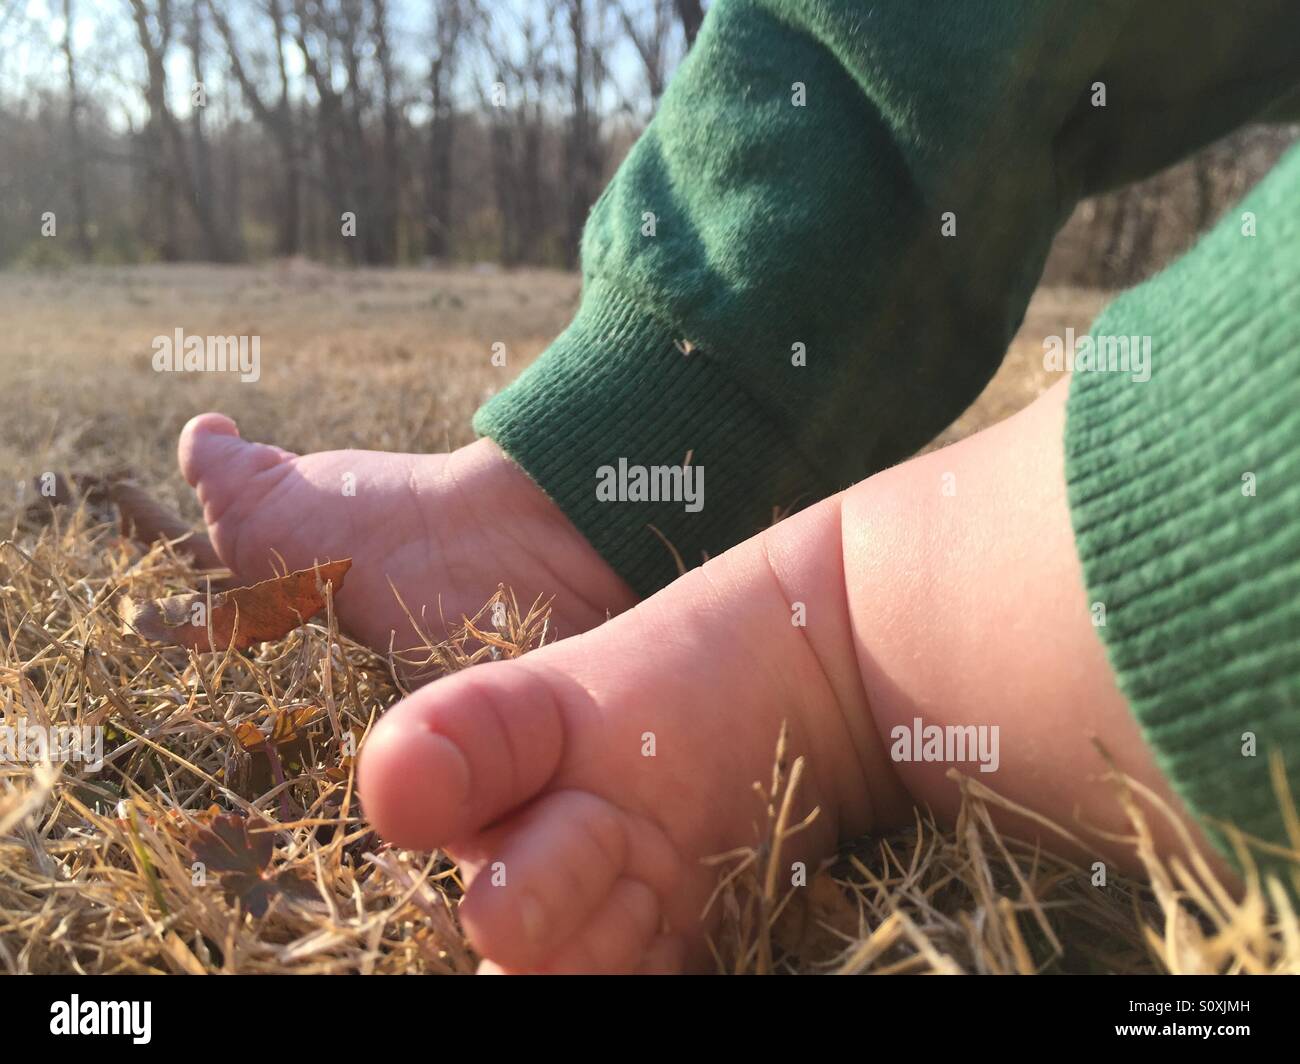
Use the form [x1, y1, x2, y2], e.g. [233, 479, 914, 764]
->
[478, 0, 1300, 595]
[475, 0, 1300, 866]
[1067, 144, 1300, 876]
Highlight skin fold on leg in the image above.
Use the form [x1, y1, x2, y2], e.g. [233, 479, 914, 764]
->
[841, 376, 1232, 882]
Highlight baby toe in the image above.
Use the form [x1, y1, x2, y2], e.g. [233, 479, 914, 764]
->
[458, 789, 628, 970]
[541, 877, 662, 974]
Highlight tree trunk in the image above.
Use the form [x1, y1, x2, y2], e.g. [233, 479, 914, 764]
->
[371, 0, 402, 262]
[676, 0, 704, 47]
[425, 0, 463, 261]
[188, 1, 223, 259]
[564, 0, 597, 269]
[61, 0, 93, 260]
[128, 0, 227, 260]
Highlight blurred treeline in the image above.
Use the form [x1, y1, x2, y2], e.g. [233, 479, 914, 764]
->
[1046, 123, 1300, 289]
[1, 0, 702, 268]
[0, 0, 1295, 286]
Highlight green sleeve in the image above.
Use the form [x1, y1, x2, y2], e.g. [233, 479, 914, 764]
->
[475, 0, 1300, 596]
[1066, 143, 1300, 875]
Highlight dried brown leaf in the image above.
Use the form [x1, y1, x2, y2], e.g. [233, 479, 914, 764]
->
[122, 559, 351, 652]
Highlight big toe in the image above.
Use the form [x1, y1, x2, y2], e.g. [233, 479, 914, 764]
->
[358, 660, 569, 851]
[178, 412, 293, 519]
[177, 412, 241, 487]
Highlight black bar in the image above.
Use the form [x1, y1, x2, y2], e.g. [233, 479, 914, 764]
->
[2, 973, 1286, 1051]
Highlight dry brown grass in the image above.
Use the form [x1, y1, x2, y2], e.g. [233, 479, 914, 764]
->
[4, 507, 1298, 974]
[0, 262, 580, 500]
[1, 265, 1295, 975]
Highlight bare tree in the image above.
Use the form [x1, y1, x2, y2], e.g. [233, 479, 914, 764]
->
[127, 0, 180, 258]
[475, 3, 553, 265]
[675, 0, 703, 47]
[616, 0, 674, 110]
[187, 0, 217, 240]
[61, 0, 94, 259]
[338, 0, 379, 262]
[127, 0, 228, 259]
[370, 0, 402, 262]
[425, 0, 466, 260]
[561, 0, 605, 267]
[220, 75, 247, 259]
[290, 0, 362, 261]
[206, 0, 302, 256]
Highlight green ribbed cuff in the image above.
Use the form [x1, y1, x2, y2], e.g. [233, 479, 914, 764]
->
[1065, 145, 1300, 875]
[473, 278, 834, 597]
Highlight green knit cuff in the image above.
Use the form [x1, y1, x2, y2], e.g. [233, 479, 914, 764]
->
[1064, 145, 1300, 876]
[474, 278, 834, 597]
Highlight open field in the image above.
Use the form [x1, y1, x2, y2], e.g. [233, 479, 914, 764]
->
[0, 264, 1111, 497]
[1, 265, 1293, 974]
[1, 263, 583, 509]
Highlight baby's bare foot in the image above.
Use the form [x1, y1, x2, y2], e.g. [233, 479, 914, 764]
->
[177, 413, 636, 655]
[357, 379, 1231, 973]
[358, 498, 908, 973]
